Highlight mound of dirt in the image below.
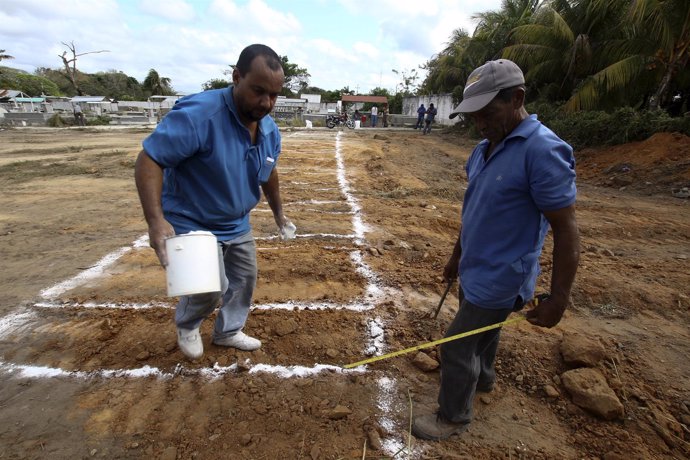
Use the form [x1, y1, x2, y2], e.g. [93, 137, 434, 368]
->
[576, 132, 690, 195]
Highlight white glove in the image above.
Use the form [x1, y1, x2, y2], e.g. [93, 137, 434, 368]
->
[279, 219, 297, 240]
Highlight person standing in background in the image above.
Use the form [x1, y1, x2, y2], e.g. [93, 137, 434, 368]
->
[415, 103, 426, 129]
[422, 103, 437, 134]
[370, 105, 378, 127]
[73, 103, 86, 126]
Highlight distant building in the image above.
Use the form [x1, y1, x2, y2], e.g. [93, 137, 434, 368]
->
[0, 89, 31, 103]
[272, 96, 307, 120]
[69, 96, 115, 116]
[299, 93, 321, 113]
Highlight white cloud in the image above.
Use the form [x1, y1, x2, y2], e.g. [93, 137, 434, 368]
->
[352, 42, 379, 59]
[0, 0, 503, 95]
[210, 0, 301, 35]
[139, 0, 196, 22]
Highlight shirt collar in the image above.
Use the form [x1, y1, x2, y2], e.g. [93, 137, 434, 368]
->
[223, 86, 276, 138]
[506, 114, 539, 141]
[475, 114, 541, 160]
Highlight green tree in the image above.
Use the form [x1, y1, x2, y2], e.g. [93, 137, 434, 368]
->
[279, 55, 310, 97]
[142, 68, 174, 96]
[35, 67, 145, 99]
[0, 67, 61, 96]
[471, 0, 541, 63]
[86, 70, 144, 100]
[35, 67, 76, 95]
[502, 0, 628, 108]
[202, 78, 230, 91]
[569, 0, 690, 111]
[392, 68, 420, 96]
[421, 0, 539, 99]
[420, 28, 474, 97]
[635, 0, 690, 110]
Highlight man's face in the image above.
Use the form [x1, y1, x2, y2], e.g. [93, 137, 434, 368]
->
[467, 91, 521, 145]
[232, 56, 284, 123]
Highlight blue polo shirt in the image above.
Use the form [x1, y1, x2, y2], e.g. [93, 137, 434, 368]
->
[460, 115, 576, 309]
[142, 87, 281, 241]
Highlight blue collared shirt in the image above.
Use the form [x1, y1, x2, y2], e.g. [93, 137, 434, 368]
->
[460, 114, 576, 308]
[143, 86, 281, 241]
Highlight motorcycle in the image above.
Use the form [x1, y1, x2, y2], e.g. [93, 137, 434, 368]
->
[326, 113, 354, 129]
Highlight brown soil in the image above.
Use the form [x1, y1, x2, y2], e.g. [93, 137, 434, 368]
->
[0, 126, 688, 459]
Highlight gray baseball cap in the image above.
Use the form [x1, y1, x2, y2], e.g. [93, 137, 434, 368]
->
[449, 59, 525, 118]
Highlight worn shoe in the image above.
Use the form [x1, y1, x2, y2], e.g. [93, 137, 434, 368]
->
[213, 331, 262, 351]
[177, 328, 203, 360]
[412, 413, 469, 441]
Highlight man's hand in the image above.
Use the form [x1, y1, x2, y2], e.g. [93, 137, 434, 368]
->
[278, 216, 296, 240]
[148, 219, 175, 266]
[525, 295, 567, 328]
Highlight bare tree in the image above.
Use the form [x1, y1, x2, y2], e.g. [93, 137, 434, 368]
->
[59, 41, 109, 95]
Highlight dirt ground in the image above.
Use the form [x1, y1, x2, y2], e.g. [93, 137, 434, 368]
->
[0, 125, 688, 459]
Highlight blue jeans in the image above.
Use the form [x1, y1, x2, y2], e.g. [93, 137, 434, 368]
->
[174, 232, 257, 340]
[438, 296, 512, 423]
[371, 115, 378, 127]
[415, 116, 424, 129]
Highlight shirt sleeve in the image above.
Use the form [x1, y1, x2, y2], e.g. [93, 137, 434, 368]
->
[528, 135, 577, 212]
[142, 108, 200, 168]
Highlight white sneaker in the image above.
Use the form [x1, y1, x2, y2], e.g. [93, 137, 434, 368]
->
[177, 328, 203, 359]
[213, 331, 262, 351]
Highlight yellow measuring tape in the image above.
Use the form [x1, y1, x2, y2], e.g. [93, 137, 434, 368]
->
[343, 314, 527, 369]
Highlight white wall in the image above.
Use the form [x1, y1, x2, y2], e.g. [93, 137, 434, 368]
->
[402, 93, 458, 126]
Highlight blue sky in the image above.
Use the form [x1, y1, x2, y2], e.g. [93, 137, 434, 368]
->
[1, 0, 503, 95]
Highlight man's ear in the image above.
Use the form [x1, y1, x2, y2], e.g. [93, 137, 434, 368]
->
[513, 87, 526, 108]
[232, 68, 240, 85]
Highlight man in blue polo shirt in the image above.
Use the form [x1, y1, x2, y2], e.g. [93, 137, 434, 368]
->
[134, 44, 296, 360]
[413, 59, 580, 440]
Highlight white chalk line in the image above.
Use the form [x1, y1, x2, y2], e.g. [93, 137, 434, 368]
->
[2, 130, 389, 368]
[0, 360, 364, 381]
[0, 131, 406, 457]
[1, 131, 404, 454]
[32, 299, 377, 312]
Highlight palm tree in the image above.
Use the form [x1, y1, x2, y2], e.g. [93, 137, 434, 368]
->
[420, 0, 540, 98]
[420, 28, 474, 95]
[0, 49, 14, 75]
[143, 69, 173, 96]
[502, 0, 627, 106]
[628, 0, 690, 110]
[471, 0, 542, 63]
[0, 49, 13, 62]
[505, 0, 689, 112]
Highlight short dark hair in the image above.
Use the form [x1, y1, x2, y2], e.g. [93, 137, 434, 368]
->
[236, 44, 282, 76]
[495, 84, 526, 103]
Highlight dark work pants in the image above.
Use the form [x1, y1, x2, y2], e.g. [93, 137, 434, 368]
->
[438, 297, 512, 424]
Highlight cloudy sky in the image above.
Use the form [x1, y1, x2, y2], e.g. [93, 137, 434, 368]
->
[1, 0, 502, 95]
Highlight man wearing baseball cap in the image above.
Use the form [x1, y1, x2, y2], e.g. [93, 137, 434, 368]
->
[412, 59, 580, 441]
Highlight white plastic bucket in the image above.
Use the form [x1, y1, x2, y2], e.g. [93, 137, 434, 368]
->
[354, 120, 361, 129]
[165, 232, 220, 297]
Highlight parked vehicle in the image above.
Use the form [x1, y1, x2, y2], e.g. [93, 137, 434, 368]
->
[326, 113, 354, 129]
